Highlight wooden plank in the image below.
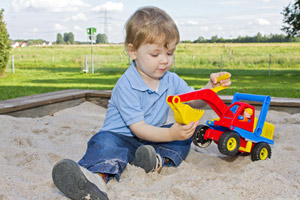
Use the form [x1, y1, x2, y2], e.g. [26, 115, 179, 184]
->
[0, 89, 91, 114]
[0, 89, 299, 116]
[85, 90, 112, 98]
[7, 98, 85, 118]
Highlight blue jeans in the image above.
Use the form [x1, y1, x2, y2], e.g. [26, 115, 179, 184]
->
[78, 125, 192, 181]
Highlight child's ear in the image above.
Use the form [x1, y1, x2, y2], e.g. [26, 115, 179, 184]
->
[127, 43, 137, 59]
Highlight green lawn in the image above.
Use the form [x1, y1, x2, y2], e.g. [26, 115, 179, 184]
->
[1, 43, 300, 100]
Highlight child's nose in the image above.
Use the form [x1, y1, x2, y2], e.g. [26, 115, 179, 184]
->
[160, 54, 169, 64]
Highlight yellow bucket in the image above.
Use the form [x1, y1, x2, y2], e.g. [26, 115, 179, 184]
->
[167, 96, 204, 125]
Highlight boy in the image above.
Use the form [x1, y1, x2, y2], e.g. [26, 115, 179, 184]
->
[52, 6, 231, 200]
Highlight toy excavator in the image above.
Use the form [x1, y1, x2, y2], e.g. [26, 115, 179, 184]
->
[167, 73, 275, 161]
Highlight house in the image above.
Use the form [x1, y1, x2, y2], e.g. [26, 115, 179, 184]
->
[11, 42, 20, 48]
[20, 42, 27, 47]
[11, 41, 27, 48]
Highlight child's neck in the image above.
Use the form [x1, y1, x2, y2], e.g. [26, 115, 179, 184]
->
[135, 65, 160, 91]
[144, 79, 160, 91]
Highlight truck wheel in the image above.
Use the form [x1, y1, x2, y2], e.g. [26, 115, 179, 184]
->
[251, 143, 271, 161]
[192, 125, 212, 148]
[218, 131, 240, 156]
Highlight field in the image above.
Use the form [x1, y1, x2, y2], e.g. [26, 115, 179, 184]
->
[1, 43, 300, 100]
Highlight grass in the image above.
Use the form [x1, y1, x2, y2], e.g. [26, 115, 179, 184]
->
[1, 43, 300, 100]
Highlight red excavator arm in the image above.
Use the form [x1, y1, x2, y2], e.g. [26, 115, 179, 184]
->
[167, 88, 228, 118]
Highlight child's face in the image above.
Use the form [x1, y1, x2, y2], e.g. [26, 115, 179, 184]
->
[244, 110, 251, 118]
[129, 40, 176, 81]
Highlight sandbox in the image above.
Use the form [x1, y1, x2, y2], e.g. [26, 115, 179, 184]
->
[0, 90, 299, 199]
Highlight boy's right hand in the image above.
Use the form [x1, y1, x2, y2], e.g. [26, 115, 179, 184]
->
[130, 120, 199, 142]
[169, 121, 199, 141]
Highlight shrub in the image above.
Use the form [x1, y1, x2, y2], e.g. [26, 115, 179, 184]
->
[0, 9, 11, 76]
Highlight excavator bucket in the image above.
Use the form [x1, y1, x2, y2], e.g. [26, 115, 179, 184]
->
[167, 96, 204, 125]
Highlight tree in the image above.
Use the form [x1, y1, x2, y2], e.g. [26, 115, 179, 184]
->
[0, 9, 11, 77]
[68, 32, 74, 44]
[96, 33, 108, 44]
[211, 35, 219, 43]
[56, 33, 64, 44]
[193, 36, 206, 43]
[255, 32, 263, 42]
[62, 32, 74, 44]
[63, 33, 69, 43]
[281, 0, 300, 37]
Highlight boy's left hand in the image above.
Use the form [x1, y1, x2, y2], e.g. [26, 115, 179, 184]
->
[210, 72, 231, 88]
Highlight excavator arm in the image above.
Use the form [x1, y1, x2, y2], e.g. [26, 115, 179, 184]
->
[167, 73, 230, 124]
[167, 89, 228, 118]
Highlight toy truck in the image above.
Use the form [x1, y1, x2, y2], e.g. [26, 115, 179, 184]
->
[167, 85, 275, 161]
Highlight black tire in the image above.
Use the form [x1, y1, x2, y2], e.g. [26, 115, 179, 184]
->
[251, 142, 271, 161]
[218, 131, 240, 156]
[192, 125, 212, 148]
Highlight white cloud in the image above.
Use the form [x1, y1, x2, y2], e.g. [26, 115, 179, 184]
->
[72, 13, 87, 21]
[219, 1, 244, 6]
[12, 0, 88, 13]
[175, 20, 184, 26]
[74, 25, 83, 31]
[200, 26, 209, 31]
[176, 20, 200, 26]
[32, 28, 39, 33]
[214, 25, 223, 31]
[187, 20, 198, 25]
[234, 29, 248, 37]
[254, 18, 270, 26]
[54, 23, 67, 31]
[92, 1, 123, 12]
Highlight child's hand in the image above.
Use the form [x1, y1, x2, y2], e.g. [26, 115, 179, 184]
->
[210, 72, 231, 88]
[170, 121, 200, 141]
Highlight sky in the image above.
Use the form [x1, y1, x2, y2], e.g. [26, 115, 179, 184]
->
[0, 0, 293, 43]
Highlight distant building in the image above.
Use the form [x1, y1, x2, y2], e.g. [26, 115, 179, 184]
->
[11, 41, 27, 48]
[20, 42, 27, 47]
[11, 42, 19, 48]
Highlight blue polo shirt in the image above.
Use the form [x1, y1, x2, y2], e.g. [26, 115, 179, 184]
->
[100, 61, 194, 137]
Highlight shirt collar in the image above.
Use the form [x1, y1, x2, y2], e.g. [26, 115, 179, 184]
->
[125, 61, 169, 94]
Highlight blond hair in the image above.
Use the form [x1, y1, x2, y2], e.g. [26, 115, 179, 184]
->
[125, 6, 180, 51]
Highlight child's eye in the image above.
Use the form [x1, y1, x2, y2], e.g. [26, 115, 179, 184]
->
[151, 54, 159, 57]
[167, 52, 174, 56]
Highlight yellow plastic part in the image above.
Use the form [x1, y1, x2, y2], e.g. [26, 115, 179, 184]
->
[259, 148, 269, 160]
[167, 96, 204, 125]
[253, 117, 275, 140]
[211, 85, 227, 93]
[227, 137, 237, 151]
[216, 73, 231, 82]
[207, 118, 220, 125]
[239, 141, 253, 153]
[211, 73, 231, 93]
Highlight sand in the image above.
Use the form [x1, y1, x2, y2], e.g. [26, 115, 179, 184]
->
[0, 101, 299, 199]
